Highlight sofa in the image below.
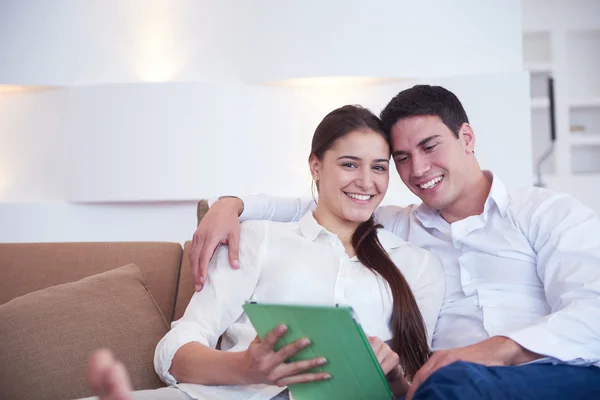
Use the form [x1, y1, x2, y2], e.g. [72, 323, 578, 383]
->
[0, 201, 210, 400]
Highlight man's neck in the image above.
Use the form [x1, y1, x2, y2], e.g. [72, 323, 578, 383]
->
[440, 171, 492, 224]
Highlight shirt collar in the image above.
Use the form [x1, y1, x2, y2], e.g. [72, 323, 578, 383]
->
[414, 170, 510, 226]
[484, 171, 509, 218]
[298, 211, 325, 242]
[298, 211, 406, 251]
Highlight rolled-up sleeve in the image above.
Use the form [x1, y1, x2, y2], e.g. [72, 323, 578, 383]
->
[153, 221, 267, 385]
[507, 194, 600, 366]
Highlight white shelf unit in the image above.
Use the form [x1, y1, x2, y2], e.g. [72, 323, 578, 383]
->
[567, 30, 600, 174]
[523, 31, 556, 177]
[524, 23, 600, 180]
[531, 97, 550, 109]
[569, 103, 600, 138]
[570, 97, 600, 108]
[523, 0, 600, 216]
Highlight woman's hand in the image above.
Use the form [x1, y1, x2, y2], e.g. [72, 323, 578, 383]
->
[368, 336, 410, 395]
[242, 325, 331, 387]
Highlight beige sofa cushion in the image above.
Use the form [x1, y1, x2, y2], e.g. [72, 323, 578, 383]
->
[0, 242, 183, 322]
[0, 264, 169, 400]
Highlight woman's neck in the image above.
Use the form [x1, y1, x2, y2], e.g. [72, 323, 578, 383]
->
[313, 206, 359, 256]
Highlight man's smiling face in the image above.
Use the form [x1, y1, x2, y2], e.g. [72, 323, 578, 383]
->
[390, 115, 475, 213]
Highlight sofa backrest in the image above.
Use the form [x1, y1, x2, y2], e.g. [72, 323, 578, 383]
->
[174, 241, 195, 321]
[0, 242, 183, 322]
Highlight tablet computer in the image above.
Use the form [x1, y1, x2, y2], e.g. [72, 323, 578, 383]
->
[243, 302, 394, 400]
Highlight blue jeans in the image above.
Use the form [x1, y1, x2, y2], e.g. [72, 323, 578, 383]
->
[408, 361, 600, 400]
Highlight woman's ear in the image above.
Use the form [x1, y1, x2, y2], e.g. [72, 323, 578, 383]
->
[459, 123, 476, 153]
[309, 154, 321, 181]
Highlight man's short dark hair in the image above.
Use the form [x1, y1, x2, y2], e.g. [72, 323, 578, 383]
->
[380, 85, 469, 138]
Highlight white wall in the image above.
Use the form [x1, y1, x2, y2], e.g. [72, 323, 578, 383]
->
[0, 0, 523, 85]
[0, 0, 529, 244]
[0, 89, 70, 200]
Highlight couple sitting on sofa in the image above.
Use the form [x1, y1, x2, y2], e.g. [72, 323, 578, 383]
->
[86, 85, 600, 400]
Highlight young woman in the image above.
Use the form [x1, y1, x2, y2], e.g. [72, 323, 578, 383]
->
[84, 105, 445, 400]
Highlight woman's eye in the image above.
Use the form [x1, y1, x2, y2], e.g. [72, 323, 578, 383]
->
[373, 165, 387, 172]
[342, 162, 357, 168]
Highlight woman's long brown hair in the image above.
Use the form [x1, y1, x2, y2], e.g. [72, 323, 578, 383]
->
[311, 105, 430, 380]
[352, 217, 430, 380]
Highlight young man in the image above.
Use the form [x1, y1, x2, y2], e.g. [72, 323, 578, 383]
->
[189, 85, 600, 399]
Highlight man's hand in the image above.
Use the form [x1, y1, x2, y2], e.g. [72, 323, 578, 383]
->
[190, 197, 244, 291]
[242, 325, 330, 386]
[406, 336, 542, 400]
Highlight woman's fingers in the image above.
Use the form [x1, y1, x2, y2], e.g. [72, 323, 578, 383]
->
[261, 337, 312, 371]
[369, 336, 387, 364]
[268, 355, 328, 382]
[275, 371, 331, 387]
[251, 328, 333, 386]
[380, 351, 400, 376]
[368, 336, 400, 375]
[257, 325, 289, 356]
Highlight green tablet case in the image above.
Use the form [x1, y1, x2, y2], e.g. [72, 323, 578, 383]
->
[243, 302, 394, 400]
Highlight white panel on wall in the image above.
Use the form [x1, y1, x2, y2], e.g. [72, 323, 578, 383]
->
[65, 72, 531, 205]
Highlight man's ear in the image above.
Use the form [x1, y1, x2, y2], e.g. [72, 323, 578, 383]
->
[459, 123, 476, 153]
[309, 154, 321, 180]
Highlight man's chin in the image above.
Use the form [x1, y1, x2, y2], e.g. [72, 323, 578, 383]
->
[413, 191, 446, 210]
[421, 198, 448, 212]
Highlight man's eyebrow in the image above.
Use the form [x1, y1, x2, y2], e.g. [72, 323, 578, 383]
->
[418, 135, 442, 147]
[391, 135, 442, 158]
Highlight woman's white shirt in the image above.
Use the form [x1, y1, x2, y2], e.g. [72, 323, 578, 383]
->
[154, 212, 444, 400]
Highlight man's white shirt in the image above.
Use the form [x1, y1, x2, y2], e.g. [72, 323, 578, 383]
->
[154, 212, 444, 399]
[239, 172, 600, 367]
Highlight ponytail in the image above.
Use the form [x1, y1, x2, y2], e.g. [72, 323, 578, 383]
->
[352, 216, 430, 380]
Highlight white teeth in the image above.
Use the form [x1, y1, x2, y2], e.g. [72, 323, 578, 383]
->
[346, 193, 371, 201]
[419, 176, 443, 190]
